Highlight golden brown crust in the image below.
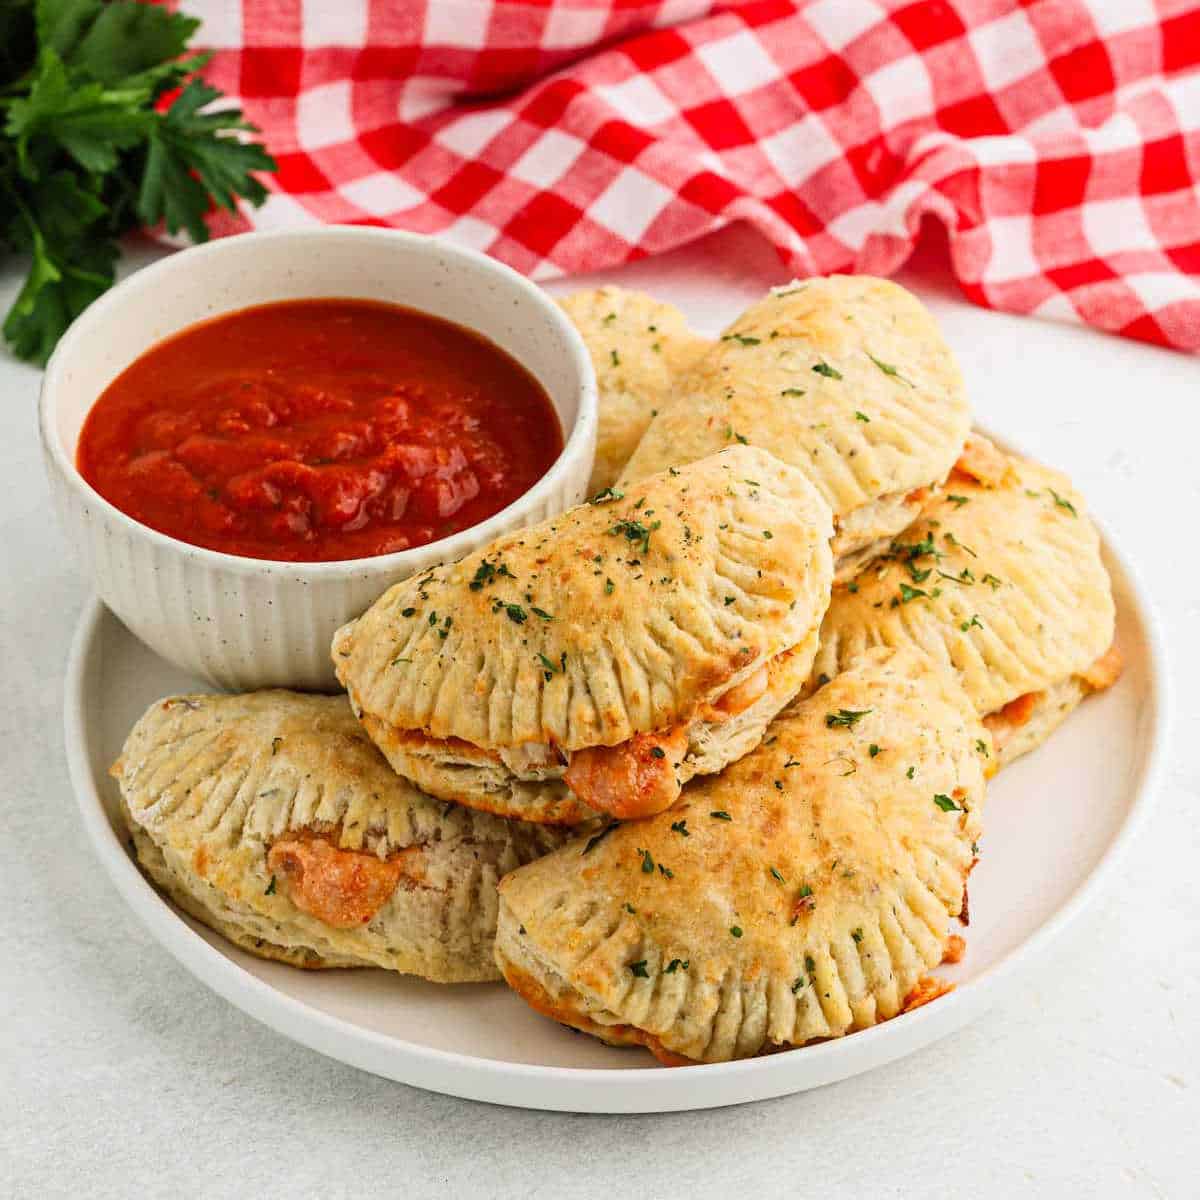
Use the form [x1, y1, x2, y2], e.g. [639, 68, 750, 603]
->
[558, 287, 709, 493]
[495, 648, 987, 1062]
[335, 447, 832, 755]
[618, 276, 970, 565]
[113, 691, 572, 980]
[811, 437, 1116, 765]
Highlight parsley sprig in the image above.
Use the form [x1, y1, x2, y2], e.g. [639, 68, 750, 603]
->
[0, 0, 275, 363]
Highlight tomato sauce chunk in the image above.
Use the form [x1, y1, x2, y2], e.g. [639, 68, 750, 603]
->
[77, 299, 562, 561]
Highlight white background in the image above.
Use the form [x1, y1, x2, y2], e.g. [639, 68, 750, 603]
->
[1, 226, 1196, 1197]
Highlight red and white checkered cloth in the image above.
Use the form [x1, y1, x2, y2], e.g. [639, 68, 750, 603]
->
[196, 0, 1200, 351]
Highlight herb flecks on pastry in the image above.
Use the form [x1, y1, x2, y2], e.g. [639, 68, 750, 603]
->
[811, 436, 1120, 766]
[494, 647, 987, 1064]
[618, 276, 970, 581]
[333, 446, 834, 823]
[112, 691, 572, 980]
[559, 287, 709, 495]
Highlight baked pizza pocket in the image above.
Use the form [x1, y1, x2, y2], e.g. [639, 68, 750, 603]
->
[494, 647, 988, 1064]
[113, 691, 571, 981]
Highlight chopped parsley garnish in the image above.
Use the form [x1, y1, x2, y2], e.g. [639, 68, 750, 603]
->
[781, 387, 806, 397]
[604, 577, 615, 595]
[401, 607, 416, 617]
[854, 411, 870, 422]
[866, 352, 912, 385]
[982, 573, 1003, 590]
[603, 312, 616, 324]
[264, 875, 277, 895]
[650, 745, 666, 759]
[898, 583, 930, 604]
[825, 707, 872, 729]
[638, 847, 655, 874]
[531, 606, 554, 621]
[624, 902, 636, 914]
[851, 927, 863, 944]
[493, 601, 527, 624]
[791, 975, 806, 993]
[730, 925, 743, 938]
[1049, 488, 1078, 517]
[947, 495, 970, 507]
[629, 960, 649, 978]
[868, 743, 881, 758]
[812, 360, 842, 380]
[271, 737, 282, 755]
[938, 568, 975, 585]
[906, 766, 916, 780]
[960, 614, 983, 631]
[724, 425, 749, 444]
[724, 595, 735, 606]
[610, 349, 620, 366]
[933, 793, 962, 812]
[608, 518, 659, 555]
[581, 823, 618, 855]
[769, 866, 786, 883]
[670, 819, 689, 837]
[590, 487, 624, 504]
[976, 738, 990, 757]
[709, 810, 733, 821]
[944, 531, 977, 557]
[658, 863, 674, 879]
[428, 612, 438, 626]
[722, 333, 761, 346]
[762, 530, 773, 539]
[783, 757, 801, 769]
[536, 652, 567, 680]
[664, 958, 688, 973]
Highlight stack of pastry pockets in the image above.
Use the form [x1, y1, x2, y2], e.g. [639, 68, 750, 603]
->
[494, 647, 988, 1065]
[618, 276, 971, 581]
[333, 446, 834, 825]
[112, 691, 572, 981]
[810, 435, 1121, 766]
[558, 286, 709, 494]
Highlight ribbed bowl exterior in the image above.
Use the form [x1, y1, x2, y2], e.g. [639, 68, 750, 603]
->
[46, 436, 592, 692]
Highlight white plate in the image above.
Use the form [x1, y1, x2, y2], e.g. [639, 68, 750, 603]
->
[65, 524, 1167, 1112]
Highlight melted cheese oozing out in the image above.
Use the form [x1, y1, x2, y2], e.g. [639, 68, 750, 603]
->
[563, 663, 774, 818]
[267, 837, 404, 928]
[563, 726, 689, 819]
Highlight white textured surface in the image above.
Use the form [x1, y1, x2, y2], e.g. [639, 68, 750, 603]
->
[1, 230, 1196, 1195]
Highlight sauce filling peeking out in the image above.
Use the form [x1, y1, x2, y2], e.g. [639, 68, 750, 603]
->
[77, 299, 563, 562]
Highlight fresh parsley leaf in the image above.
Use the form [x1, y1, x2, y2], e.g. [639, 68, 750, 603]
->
[138, 80, 273, 244]
[825, 708, 872, 729]
[866, 351, 911, 385]
[1048, 488, 1077, 517]
[933, 793, 962, 812]
[1, 2, 275, 362]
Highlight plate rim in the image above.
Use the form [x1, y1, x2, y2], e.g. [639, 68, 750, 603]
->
[64, 519, 1172, 1113]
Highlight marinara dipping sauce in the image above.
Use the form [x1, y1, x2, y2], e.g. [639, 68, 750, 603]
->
[76, 299, 563, 562]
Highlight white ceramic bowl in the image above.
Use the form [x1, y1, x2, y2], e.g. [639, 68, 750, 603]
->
[39, 228, 597, 691]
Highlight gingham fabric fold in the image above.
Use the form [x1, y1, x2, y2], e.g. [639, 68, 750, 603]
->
[197, 0, 1200, 351]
